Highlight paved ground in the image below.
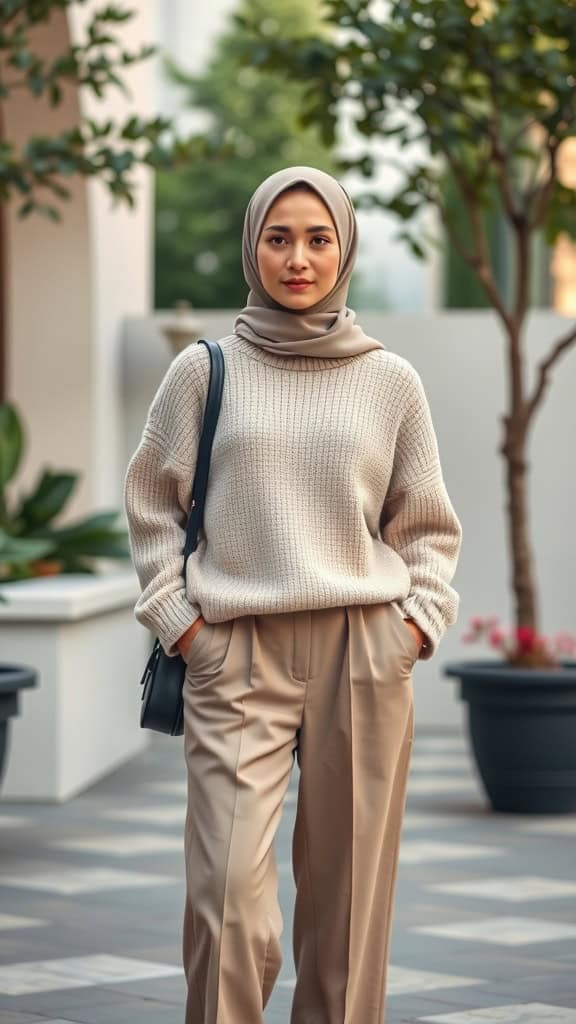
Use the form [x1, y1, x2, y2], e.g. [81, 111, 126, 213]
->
[1, 727, 576, 1023]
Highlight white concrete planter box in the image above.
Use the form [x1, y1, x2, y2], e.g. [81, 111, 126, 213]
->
[0, 571, 151, 802]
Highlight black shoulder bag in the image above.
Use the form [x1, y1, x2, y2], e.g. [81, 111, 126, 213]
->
[139, 339, 225, 736]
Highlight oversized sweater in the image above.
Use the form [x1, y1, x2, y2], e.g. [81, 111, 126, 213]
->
[124, 334, 462, 661]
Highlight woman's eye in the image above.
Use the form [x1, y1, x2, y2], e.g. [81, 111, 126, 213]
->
[267, 235, 330, 247]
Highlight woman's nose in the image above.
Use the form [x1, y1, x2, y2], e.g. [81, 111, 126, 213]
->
[287, 245, 308, 269]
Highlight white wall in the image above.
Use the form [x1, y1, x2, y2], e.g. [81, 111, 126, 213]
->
[68, 1, 156, 509]
[5, 2, 155, 515]
[4, 10, 94, 514]
[120, 310, 576, 730]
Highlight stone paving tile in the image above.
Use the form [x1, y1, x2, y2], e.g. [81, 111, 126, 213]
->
[1, 728, 575, 1023]
[419, 1006, 576, 1022]
[0, 1014, 52, 1024]
[516, 819, 576, 836]
[0, 954, 183, 997]
[61, 1004, 188, 1024]
[3, 1000, 185, 1024]
[412, 917, 576, 945]
[0, 815, 32, 829]
[427, 876, 576, 901]
[0, 865, 180, 895]
[0, 913, 47, 930]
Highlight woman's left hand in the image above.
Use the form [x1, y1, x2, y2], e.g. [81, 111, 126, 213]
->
[404, 618, 426, 656]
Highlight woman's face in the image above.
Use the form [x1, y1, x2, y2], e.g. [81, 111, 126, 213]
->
[255, 188, 340, 310]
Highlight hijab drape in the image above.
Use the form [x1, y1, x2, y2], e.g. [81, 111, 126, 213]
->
[233, 166, 384, 358]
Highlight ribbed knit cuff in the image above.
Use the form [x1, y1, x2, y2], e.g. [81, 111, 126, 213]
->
[398, 595, 445, 662]
[137, 590, 203, 658]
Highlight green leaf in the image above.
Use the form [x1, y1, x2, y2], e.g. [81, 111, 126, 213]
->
[0, 403, 24, 491]
[395, 230, 427, 260]
[95, 7, 133, 24]
[16, 471, 77, 530]
[38, 509, 130, 561]
[49, 81, 62, 105]
[10, 50, 35, 71]
[109, 151, 134, 173]
[107, 70, 130, 96]
[27, 74, 45, 96]
[40, 203, 62, 221]
[17, 199, 36, 218]
[0, 529, 55, 566]
[48, 510, 122, 540]
[120, 115, 144, 140]
[543, 180, 576, 243]
[48, 526, 130, 559]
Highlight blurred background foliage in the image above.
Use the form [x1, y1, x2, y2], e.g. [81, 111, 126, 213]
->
[154, 0, 342, 310]
[0, 1, 175, 219]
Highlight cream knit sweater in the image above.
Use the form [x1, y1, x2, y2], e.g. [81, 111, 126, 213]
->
[124, 334, 462, 661]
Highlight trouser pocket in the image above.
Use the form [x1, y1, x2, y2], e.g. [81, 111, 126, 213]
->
[184, 619, 235, 684]
[388, 601, 421, 663]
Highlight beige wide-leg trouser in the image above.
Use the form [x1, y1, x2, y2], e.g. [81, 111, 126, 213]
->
[181, 601, 418, 1024]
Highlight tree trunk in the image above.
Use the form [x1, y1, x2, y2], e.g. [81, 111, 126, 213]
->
[501, 323, 538, 631]
[503, 433, 537, 629]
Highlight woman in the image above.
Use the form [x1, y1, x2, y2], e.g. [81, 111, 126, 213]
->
[124, 165, 462, 1024]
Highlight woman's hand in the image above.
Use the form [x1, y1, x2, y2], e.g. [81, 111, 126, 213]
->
[403, 617, 426, 656]
[177, 616, 206, 661]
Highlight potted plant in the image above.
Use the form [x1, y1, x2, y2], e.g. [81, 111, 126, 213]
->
[0, 402, 130, 581]
[444, 620, 576, 813]
[239, 0, 576, 811]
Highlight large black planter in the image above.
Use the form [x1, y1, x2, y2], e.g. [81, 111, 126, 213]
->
[444, 660, 576, 814]
[0, 664, 38, 790]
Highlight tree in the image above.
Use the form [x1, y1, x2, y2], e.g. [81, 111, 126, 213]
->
[240, 0, 576, 655]
[0, 1, 184, 216]
[154, 0, 339, 310]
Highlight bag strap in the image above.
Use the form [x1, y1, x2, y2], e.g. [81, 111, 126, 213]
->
[182, 339, 225, 569]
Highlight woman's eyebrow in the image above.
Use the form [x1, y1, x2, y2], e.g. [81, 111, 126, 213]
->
[263, 224, 336, 233]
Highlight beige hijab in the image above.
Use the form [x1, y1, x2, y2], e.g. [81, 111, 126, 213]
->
[233, 166, 384, 358]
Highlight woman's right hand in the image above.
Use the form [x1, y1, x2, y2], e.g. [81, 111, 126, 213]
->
[177, 616, 206, 661]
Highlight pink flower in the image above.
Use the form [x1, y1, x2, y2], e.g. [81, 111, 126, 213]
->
[466, 615, 573, 667]
[516, 626, 537, 652]
[488, 627, 505, 649]
[554, 632, 576, 656]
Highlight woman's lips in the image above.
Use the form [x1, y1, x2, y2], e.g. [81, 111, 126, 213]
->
[284, 281, 313, 291]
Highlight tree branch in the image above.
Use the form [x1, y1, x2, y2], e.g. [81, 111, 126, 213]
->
[513, 222, 531, 329]
[483, 60, 525, 228]
[486, 114, 523, 226]
[421, 91, 487, 135]
[484, 99, 531, 329]
[436, 201, 477, 266]
[527, 137, 559, 229]
[443, 146, 514, 334]
[524, 322, 576, 426]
